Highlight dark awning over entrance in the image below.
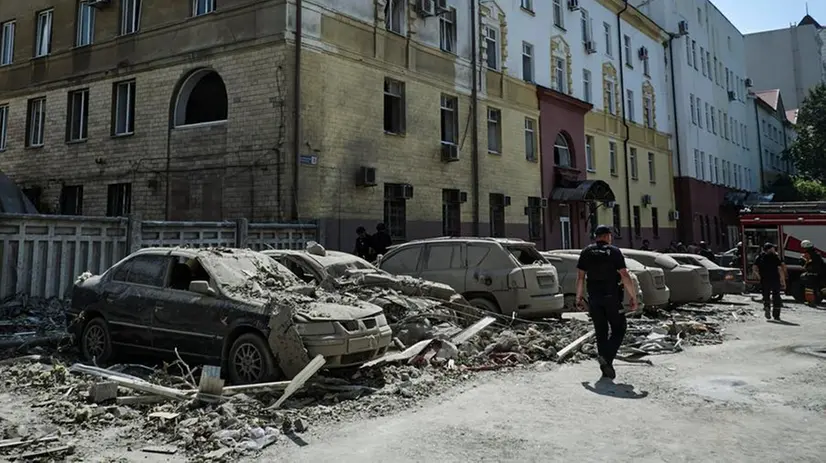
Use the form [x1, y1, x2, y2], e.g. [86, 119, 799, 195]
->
[550, 179, 615, 202]
[0, 171, 37, 214]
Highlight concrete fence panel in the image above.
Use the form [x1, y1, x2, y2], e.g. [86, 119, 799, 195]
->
[0, 213, 318, 300]
[0, 214, 128, 299]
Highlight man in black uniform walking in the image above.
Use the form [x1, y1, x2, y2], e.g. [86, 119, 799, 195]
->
[576, 225, 639, 379]
[753, 242, 785, 320]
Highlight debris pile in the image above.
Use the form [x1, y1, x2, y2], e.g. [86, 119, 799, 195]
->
[0, 295, 71, 358]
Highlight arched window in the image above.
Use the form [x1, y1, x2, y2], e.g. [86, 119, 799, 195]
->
[173, 69, 228, 127]
[554, 133, 572, 167]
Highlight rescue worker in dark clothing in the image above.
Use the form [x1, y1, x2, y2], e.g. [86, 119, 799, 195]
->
[372, 223, 393, 256]
[801, 240, 824, 305]
[353, 227, 374, 261]
[753, 243, 786, 320]
[640, 239, 651, 251]
[576, 225, 639, 380]
[697, 241, 716, 261]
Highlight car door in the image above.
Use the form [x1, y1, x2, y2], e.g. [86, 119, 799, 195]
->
[545, 256, 575, 294]
[104, 253, 170, 349]
[421, 243, 465, 292]
[151, 254, 230, 359]
[379, 245, 423, 277]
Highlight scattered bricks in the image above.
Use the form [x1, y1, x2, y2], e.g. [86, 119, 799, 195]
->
[88, 382, 118, 403]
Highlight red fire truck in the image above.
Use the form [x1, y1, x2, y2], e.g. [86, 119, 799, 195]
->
[738, 202, 826, 302]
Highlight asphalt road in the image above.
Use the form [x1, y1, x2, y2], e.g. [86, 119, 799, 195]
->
[264, 302, 826, 462]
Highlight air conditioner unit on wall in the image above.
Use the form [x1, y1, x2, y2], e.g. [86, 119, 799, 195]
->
[585, 41, 597, 54]
[678, 20, 689, 36]
[641, 194, 652, 206]
[568, 0, 580, 11]
[399, 184, 414, 199]
[638, 46, 648, 61]
[745, 78, 753, 87]
[356, 166, 377, 187]
[435, 0, 449, 13]
[417, 0, 436, 17]
[728, 90, 736, 101]
[668, 210, 680, 221]
[441, 143, 459, 162]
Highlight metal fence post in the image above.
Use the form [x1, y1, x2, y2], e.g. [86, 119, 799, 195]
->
[235, 218, 249, 248]
[126, 213, 143, 253]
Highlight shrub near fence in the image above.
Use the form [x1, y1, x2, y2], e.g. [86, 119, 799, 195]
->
[0, 213, 317, 300]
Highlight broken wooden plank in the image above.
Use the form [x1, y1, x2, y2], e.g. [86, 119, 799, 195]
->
[451, 316, 496, 345]
[12, 444, 74, 459]
[141, 445, 178, 455]
[198, 365, 224, 396]
[556, 329, 596, 363]
[360, 338, 438, 369]
[265, 354, 326, 410]
[221, 380, 291, 395]
[69, 364, 190, 401]
[0, 436, 59, 450]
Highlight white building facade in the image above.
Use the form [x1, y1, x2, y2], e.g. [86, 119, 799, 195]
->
[631, 0, 755, 248]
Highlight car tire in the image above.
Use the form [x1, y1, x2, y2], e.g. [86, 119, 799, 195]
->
[227, 333, 279, 385]
[80, 317, 113, 365]
[468, 297, 500, 314]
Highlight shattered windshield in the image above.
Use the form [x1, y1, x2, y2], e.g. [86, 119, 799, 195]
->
[507, 245, 548, 266]
[200, 249, 301, 299]
[317, 254, 377, 279]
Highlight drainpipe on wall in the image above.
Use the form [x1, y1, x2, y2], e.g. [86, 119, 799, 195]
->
[291, 0, 303, 221]
[470, 0, 480, 236]
[754, 100, 765, 190]
[165, 122, 172, 220]
[616, 1, 634, 248]
[667, 35, 684, 241]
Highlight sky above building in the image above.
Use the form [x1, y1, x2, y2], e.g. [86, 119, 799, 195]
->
[712, 0, 826, 34]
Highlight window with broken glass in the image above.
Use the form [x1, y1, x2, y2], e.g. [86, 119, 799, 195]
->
[439, 7, 456, 54]
[383, 185, 407, 242]
[107, 182, 132, 217]
[59, 185, 83, 215]
[385, 0, 405, 35]
[384, 78, 405, 134]
[489, 193, 506, 238]
[67, 89, 89, 142]
[440, 95, 458, 145]
[442, 190, 462, 237]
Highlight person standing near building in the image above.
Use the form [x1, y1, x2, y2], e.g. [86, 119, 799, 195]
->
[753, 243, 786, 320]
[576, 225, 639, 380]
[801, 240, 824, 306]
[698, 241, 716, 261]
[372, 223, 393, 257]
[353, 227, 374, 260]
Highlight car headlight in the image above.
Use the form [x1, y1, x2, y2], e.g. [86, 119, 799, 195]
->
[375, 314, 387, 326]
[294, 321, 337, 336]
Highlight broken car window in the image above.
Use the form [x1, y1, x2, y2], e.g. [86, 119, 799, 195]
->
[506, 245, 547, 266]
[466, 244, 491, 267]
[167, 256, 212, 291]
[124, 255, 169, 287]
[111, 259, 133, 282]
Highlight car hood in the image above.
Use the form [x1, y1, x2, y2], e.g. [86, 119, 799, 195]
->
[294, 299, 384, 322]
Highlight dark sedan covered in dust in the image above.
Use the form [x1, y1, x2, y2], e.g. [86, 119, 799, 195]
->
[68, 247, 391, 384]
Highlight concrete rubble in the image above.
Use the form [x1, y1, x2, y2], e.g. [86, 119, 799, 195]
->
[0, 271, 761, 459]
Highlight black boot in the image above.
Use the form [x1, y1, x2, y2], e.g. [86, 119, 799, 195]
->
[773, 308, 781, 321]
[764, 305, 771, 320]
[597, 356, 616, 379]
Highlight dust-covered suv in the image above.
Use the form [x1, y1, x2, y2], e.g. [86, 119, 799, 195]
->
[377, 237, 565, 318]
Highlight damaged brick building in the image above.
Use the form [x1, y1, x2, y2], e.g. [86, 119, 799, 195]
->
[0, 0, 545, 249]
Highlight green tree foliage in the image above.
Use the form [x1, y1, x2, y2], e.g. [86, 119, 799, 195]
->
[788, 83, 826, 182]
[765, 175, 826, 201]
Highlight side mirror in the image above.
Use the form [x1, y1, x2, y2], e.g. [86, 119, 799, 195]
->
[189, 280, 216, 296]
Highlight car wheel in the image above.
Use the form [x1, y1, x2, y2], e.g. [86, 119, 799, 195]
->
[80, 317, 113, 364]
[228, 333, 279, 385]
[467, 297, 500, 314]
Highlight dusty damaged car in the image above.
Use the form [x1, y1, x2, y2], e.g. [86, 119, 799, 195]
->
[262, 245, 470, 345]
[377, 237, 565, 318]
[543, 250, 668, 311]
[68, 247, 392, 384]
[669, 253, 745, 301]
[621, 249, 713, 303]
